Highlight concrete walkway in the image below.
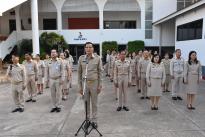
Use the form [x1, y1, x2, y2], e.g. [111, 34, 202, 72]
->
[0, 72, 205, 137]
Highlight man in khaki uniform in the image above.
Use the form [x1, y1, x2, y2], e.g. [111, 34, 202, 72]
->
[114, 51, 131, 111]
[170, 49, 185, 100]
[138, 50, 151, 99]
[162, 53, 171, 92]
[6, 55, 26, 113]
[47, 49, 64, 113]
[23, 53, 38, 102]
[78, 42, 102, 128]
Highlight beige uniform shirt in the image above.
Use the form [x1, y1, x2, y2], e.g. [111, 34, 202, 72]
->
[36, 60, 45, 76]
[184, 61, 202, 82]
[23, 60, 38, 77]
[113, 59, 132, 83]
[78, 54, 103, 89]
[47, 58, 64, 81]
[170, 57, 185, 77]
[162, 59, 171, 75]
[109, 55, 115, 69]
[62, 59, 71, 79]
[146, 62, 166, 84]
[138, 58, 151, 77]
[6, 64, 26, 85]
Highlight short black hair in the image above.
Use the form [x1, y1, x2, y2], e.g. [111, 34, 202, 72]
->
[175, 49, 181, 53]
[151, 54, 162, 64]
[25, 52, 32, 56]
[84, 42, 94, 48]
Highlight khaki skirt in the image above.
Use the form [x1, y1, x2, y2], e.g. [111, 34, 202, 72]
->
[186, 74, 199, 94]
[147, 78, 163, 97]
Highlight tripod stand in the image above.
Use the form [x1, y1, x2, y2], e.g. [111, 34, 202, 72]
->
[75, 58, 102, 137]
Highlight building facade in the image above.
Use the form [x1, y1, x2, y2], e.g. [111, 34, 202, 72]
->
[0, 0, 204, 65]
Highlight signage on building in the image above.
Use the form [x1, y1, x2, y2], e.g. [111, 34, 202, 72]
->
[74, 32, 87, 41]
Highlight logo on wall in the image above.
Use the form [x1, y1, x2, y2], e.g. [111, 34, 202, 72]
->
[74, 32, 87, 41]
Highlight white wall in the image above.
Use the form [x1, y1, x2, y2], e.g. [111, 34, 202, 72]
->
[104, 0, 141, 11]
[153, 0, 177, 22]
[161, 19, 175, 47]
[175, 6, 205, 65]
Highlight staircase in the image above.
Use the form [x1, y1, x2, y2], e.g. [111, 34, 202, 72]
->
[0, 31, 17, 60]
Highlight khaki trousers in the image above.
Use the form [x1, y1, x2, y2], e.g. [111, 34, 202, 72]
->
[50, 78, 62, 108]
[11, 82, 24, 108]
[26, 75, 37, 99]
[118, 75, 128, 107]
[172, 76, 183, 97]
[84, 80, 98, 123]
[140, 73, 147, 97]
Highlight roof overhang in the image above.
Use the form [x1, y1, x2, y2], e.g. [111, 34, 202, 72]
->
[153, 0, 205, 26]
[0, 0, 28, 16]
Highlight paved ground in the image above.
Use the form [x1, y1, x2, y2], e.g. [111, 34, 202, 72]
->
[0, 71, 205, 137]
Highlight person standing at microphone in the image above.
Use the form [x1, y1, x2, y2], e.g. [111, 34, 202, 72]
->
[6, 55, 26, 113]
[78, 42, 103, 128]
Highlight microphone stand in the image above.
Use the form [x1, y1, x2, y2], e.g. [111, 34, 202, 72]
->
[75, 58, 102, 137]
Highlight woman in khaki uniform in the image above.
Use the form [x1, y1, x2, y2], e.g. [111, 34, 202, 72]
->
[60, 53, 71, 101]
[146, 54, 166, 110]
[35, 54, 45, 94]
[184, 51, 202, 110]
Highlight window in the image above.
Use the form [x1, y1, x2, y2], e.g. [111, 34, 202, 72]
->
[177, 19, 203, 41]
[177, 0, 201, 10]
[104, 21, 136, 29]
[145, 0, 153, 39]
[43, 19, 57, 30]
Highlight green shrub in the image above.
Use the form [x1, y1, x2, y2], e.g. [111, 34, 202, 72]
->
[102, 41, 118, 56]
[127, 40, 144, 53]
[40, 32, 68, 54]
[17, 39, 33, 55]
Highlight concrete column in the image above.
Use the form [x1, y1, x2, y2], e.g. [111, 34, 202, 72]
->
[31, 0, 40, 55]
[51, 0, 66, 31]
[99, 10, 103, 30]
[15, 6, 21, 32]
[57, 8, 62, 31]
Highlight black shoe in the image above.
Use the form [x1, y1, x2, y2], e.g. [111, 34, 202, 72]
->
[110, 80, 113, 82]
[50, 108, 57, 113]
[26, 99, 32, 102]
[92, 122, 98, 129]
[84, 121, 90, 130]
[172, 97, 177, 100]
[177, 96, 183, 100]
[151, 107, 155, 110]
[117, 107, 122, 111]
[138, 90, 141, 93]
[31, 99, 36, 102]
[190, 105, 195, 110]
[115, 98, 118, 101]
[166, 90, 171, 92]
[140, 97, 145, 100]
[154, 107, 158, 110]
[19, 108, 24, 112]
[12, 108, 20, 113]
[56, 107, 61, 113]
[146, 97, 150, 100]
[123, 106, 129, 111]
[163, 91, 166, 93]
[37, 92, 41, 95]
